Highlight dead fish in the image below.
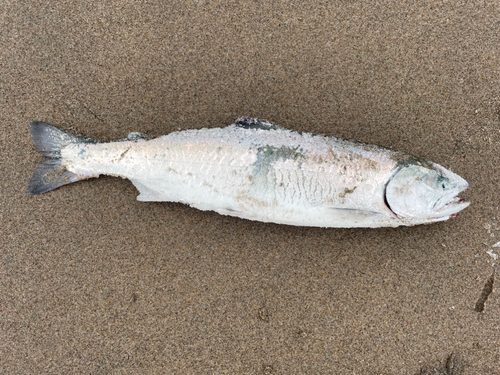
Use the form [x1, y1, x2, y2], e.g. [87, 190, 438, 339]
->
[28, 117, 469, 227]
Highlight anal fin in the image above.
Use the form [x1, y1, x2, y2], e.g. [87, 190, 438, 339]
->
[130, 179, 168, 201]
[215, 208, 249, 219]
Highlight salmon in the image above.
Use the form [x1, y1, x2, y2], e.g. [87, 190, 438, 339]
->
[28, 117, 469, 227]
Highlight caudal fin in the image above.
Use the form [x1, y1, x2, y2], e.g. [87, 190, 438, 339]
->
[28, 122, 97, 195]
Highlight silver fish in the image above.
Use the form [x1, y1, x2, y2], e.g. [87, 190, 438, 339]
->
[28, 117, 469, 227]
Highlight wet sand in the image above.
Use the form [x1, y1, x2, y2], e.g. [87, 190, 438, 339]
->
[1, 1, 499, 374]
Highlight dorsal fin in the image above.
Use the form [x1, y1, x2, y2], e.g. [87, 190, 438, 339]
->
[116, 132, 148, 142]
[235, 117, 283, 131]
[127, 132, 147, 141]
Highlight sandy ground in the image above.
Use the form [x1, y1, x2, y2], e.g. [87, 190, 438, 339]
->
[1, 1, 499, 374]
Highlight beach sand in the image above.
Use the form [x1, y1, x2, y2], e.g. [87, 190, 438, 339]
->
[1, 1, 499, 373]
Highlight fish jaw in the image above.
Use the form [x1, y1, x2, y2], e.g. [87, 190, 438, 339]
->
[428, 162, 470, 219]
[434, 198, 470, 218]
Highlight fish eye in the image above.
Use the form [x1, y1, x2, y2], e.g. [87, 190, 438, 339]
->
[437, 176, 449, 190]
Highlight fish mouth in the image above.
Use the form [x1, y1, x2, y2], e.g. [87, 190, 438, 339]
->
[434, 196, 470, 218]
[383, 190, 470, 220]
[429, 162, 470, 219]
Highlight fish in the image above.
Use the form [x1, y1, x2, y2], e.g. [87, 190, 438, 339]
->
[27, 117, 469, 228]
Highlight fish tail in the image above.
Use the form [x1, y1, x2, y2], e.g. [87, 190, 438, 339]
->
[28, 122, 97, 195]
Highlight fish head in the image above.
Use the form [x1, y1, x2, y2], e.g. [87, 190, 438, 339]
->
[385, 163, 469, 225]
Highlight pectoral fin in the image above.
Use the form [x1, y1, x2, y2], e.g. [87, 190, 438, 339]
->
[327, 207, 381, 216]
[326, 207, 386, 226]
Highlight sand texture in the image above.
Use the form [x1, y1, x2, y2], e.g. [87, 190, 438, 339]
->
[1, 1, 499, 374]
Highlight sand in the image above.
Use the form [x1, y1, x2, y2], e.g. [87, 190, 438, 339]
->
[1, 1, 499, 374]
